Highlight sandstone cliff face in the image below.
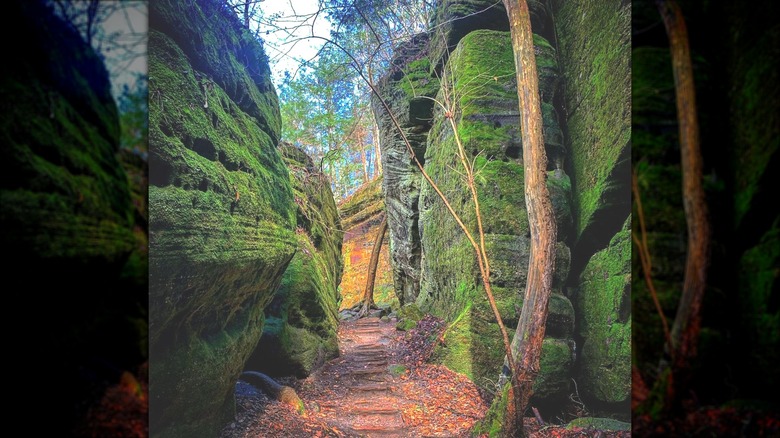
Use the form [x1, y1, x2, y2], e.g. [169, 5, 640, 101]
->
[2, 1, 142, 434]
[245, 143, 344, 378]
[373, 0, 630, 417]
[416, 29, 575, 402]
[373, 33, 437, 306]
[148, 0, 295, 436]
[338, 177, 394, 310]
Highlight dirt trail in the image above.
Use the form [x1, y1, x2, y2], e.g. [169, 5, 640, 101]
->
[223, 315, 634, 437]
[224, 315, 488, 437]
[315, 317, 406, 436]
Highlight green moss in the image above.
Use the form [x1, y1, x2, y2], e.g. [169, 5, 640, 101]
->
[533, 339, 573, 397]
[417, 29, 572, 397]
[576, 216, 631, 403]
[398, 57, 440, 99]
[473, 383, 510, 437]
[388, 364, 408, 376]
[738, 219, 780, 386]
[428, 0, 509, 71]
[729, 27, 779, 226]
[338, 177, 384, 230]
[248, 144, 344, 377]
[148, 1, 296, 436]
[556, 0, 630, 241]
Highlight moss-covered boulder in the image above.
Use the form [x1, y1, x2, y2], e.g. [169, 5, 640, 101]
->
[1, 2, 140, 433]
[417, 30, 574, 401]
[245, 143, 344, 378]
[373, 34, 438, 305]
[148, 1, 295, 437]
[338, 178, 395, 309]
[396, 303, 425, 331]
[576, 217, 631, 404]
[737, 221, 779, 390]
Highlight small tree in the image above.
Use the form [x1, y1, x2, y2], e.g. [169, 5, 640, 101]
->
[499, 1, 557, 435]
[359, 217, 388, 316]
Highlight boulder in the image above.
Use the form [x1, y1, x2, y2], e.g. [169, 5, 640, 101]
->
[148, 1, 295, 436]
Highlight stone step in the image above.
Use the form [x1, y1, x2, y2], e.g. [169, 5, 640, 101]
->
[350, 359, 388, 365]
[353, 406, 400, 415]
[352, 383, 392, 392]
[349, 367, 387, 376]
[349, 424, 406, 434]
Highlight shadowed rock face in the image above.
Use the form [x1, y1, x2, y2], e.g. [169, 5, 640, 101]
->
[2, 1, 142, 434]
[372, 33, 436, 306]
[245, 143, 344, 378]
[555, 0, 631, 407]
[148, 0, 295, 436]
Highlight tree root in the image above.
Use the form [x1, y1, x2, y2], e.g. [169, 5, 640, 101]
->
[240, 371, 305, 414]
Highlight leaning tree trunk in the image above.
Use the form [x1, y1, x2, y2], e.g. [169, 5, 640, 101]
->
[373, 122, 382, 177]
[360, 217, 388, 317]
[502, 0, 558, 436]
[656, 0, 710, 411]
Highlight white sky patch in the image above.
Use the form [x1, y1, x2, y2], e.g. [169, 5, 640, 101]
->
[255, 0, 333, 87]
[100, 1, 148, 98]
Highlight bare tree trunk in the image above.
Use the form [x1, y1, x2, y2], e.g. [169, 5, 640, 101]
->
[360, 217, 388, 317]
[655, 0, 710, 410]
[360, 140, 369, 183]
[502, 0, 557, 436]
[373, 122, 382, 177]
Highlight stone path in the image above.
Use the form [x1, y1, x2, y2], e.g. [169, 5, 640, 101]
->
[317, 317, 406, 436]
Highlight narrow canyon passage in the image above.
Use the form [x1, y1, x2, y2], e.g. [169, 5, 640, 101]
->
[224, 315, 489, 437]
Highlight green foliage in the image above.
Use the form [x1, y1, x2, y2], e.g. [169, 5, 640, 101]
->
[279, 46, 379, 199]
[118, 74, 149, 152]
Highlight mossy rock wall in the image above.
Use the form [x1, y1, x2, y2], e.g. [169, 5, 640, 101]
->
[1, 2, 140, 433]
[632, 1, 779, 406]
[725, 1, 780, 394]
[555, 0, 631, 411]
[1, 2, 133, 268]
[576, 217, 631, 404]
[417, 30, 575, 402]
[338, 177, 395, 309]
[556, 0, 631, 258]
[372, 33, 438, 305]
[148, 1, 295, 437]
[245, 143, 344, 378]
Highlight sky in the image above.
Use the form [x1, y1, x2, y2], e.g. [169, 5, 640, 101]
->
[96, 1, 330, 97]
[97, 2, 148, 98]
[253, 0, 333, 87]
